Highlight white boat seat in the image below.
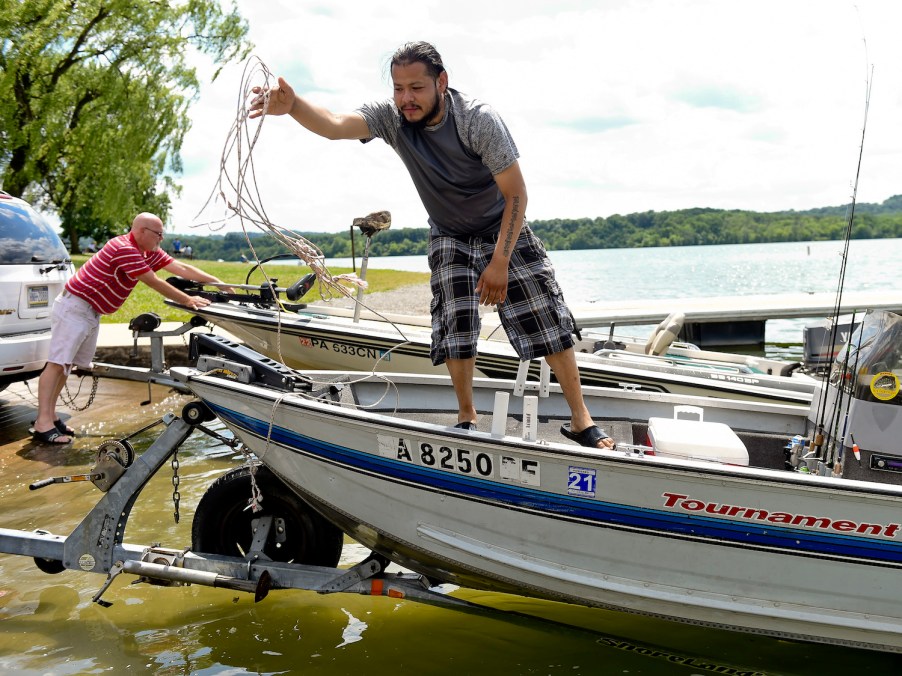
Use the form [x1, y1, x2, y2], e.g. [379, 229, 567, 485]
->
[645, 311, 685, 356]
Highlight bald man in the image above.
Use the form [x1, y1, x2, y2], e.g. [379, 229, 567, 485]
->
[33, 213, 226, 444]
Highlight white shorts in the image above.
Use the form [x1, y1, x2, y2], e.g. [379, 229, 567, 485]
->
[47, 292, 101, 373]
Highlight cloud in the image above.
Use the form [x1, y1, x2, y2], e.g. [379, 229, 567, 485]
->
[168, 0, 902, 235]
[673, 86, 761, 113]
[552, 116, 640, 134]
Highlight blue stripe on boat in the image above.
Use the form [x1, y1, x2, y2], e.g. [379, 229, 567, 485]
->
[210, 403, 902, 566]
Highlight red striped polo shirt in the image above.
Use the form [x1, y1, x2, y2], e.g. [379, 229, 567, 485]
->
[66, 232, 174, 315]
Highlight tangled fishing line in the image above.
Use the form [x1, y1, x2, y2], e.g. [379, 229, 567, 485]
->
[186, 55, 416, 395]
[191, 56, 367, 303]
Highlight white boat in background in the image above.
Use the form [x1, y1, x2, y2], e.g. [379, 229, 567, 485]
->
[173, 309, 902, 652]
[168, 277, 818, 406]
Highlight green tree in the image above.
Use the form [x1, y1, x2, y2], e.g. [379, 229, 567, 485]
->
[0, 0, 251, 252]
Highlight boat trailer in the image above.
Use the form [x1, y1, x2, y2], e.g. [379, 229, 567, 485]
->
[0, 410, 471, 610]
[72, 312, 206, 396]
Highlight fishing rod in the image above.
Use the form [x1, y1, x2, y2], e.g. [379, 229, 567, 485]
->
[825, 310, 857, 469]
[837, 320, 866, 471]
[812, 64, 874, 451]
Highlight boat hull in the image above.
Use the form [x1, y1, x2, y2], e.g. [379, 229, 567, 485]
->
[183, 371, 902, 652]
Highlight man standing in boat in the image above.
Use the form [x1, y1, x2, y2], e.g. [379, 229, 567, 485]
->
[250, 41, 614, 450]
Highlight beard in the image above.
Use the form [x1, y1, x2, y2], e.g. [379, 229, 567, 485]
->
[399, 90, 443, 130]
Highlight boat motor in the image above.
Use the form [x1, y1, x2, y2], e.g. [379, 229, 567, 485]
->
[821, 310, 902, 483]
[285, 273, 316, 301]
[165, 273, 318, 310]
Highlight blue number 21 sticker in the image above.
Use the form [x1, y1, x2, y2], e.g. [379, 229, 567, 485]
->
[568, 466, 597, 497]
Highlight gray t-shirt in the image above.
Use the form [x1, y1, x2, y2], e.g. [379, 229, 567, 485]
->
[357, 88, 519, 237]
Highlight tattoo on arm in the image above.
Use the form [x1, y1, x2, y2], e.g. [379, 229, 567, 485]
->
[502, 196, 521, 257]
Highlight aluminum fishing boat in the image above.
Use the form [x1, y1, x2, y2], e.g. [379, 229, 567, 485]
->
[172, 309, 902, 652]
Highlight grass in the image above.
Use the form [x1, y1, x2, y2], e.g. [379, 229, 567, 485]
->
[68, 255, 430, 324]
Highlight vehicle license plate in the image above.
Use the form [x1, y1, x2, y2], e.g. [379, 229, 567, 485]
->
[28, 285, 49, 308]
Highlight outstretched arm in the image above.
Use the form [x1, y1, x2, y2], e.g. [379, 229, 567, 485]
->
[249, 76, 370, 140]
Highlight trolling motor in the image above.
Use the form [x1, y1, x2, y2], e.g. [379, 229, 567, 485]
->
[166, 272, 317, 311]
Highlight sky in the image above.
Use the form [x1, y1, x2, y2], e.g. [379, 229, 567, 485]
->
[169, 0, 902, 236]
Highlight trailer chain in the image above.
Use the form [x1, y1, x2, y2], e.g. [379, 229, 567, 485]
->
[60, 375, 99, 412]
[171, 448, 181, 524]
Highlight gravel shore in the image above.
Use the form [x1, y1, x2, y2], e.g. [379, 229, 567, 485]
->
[311, 283, 433, 316]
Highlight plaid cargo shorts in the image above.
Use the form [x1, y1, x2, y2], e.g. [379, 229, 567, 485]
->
[428, 225, 575, 365]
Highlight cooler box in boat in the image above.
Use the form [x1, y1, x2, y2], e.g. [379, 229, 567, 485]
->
[647, 416, 749, 465]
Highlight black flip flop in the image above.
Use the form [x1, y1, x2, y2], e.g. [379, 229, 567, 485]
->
[54, 419, 75, 436]
[32, 428, 72, 445]
[560, 423, 613, 449]
[454, 421, 477, 431]
[31, 419, 76, 436]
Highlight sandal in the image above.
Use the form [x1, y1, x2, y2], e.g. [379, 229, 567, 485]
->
[54, 419, 75, 436]
[32, 428, 72, 445]
[31, 419, 76, 436]
[561, 423, 614, 449]
[454, 421, 477, 431]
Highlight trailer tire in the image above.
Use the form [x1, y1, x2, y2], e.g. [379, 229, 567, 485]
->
[33, 556, 65, 574]
[192, 465, 344, 567]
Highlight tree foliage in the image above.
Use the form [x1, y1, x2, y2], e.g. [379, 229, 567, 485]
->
[165, 194, 902, 263]
[530, 200, 902, 251]
[0, 0, 251, 252]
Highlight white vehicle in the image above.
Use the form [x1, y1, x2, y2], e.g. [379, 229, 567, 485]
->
[0, 191, 73, 391]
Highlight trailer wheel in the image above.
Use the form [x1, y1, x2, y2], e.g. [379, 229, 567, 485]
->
[31, 529, 65, 574]
[192, 465, 344, 567]
[33, 556, 65, 574]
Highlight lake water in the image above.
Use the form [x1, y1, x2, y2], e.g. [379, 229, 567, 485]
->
[330, 237, 901, 346]
[2, 240, 902, 675]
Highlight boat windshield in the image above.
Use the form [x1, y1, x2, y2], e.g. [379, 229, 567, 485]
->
[832, 310, 902, 405]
